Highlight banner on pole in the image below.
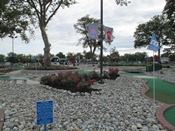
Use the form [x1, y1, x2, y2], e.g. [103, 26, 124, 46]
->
[105, 26, 113, 42]
[148, 33, 160, 52]
[88, 23, 98, 40]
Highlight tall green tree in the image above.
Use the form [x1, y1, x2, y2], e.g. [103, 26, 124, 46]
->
[0, 0, 34, 41]
[56, 52, 66, 58]
[134, 15, 171, 61]
[26, 0, 76, 66]
[163, 0, 175, 52]
[74, 15, 100, 60]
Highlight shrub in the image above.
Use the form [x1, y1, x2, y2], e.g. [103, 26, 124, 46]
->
[108, 68, 119, 79]
[88, 71, 100, 81]
[40, 71, 96, 92]
[40, 68, 120, 92]
[102, 70, 110, 79]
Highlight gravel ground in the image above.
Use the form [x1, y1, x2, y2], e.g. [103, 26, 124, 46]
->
[0, 66, 174, 131]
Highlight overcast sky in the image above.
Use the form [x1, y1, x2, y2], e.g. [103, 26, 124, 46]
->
[0, 0, 166, 56]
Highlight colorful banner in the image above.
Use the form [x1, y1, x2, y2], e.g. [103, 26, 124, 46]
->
[88, 23, 98, 40]
[105, 26, 113, 42]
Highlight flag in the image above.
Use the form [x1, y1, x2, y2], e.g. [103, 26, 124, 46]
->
[105, 26, 113, 42]
[88, 23, 98, 40]
[148, 33, 160, 52]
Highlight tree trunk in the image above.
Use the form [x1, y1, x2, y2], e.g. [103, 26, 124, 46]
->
[39, 25, 51, 67]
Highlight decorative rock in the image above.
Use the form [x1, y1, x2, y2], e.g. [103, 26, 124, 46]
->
[136, 123, 143, 129]
[1, 69, 173, 131]
[142, 126, 149, 131]
[131, 125, 137, 131]
[152, 124, 159, 130]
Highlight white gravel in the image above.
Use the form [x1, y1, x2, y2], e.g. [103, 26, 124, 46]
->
[1, 66, 174, 131]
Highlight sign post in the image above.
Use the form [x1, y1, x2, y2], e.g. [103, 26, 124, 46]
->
[36, 100, 54, 131]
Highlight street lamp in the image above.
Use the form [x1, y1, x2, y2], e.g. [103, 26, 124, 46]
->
[9, 35, 17, 54]
[99, 0, 131, 83]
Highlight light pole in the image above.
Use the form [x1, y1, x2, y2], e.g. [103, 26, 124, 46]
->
[9, 35, 17, 54]
[99, 0, 131, 83]
[99, 0, 104, 83]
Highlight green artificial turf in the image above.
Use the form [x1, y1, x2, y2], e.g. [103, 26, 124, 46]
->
[120, 72, 144, 76]
[0, 75, 10, 80]
[142, 78, 175, 127]
[72, 70, 91, 75]
[143, 78, 175, 104]
[163, 106, 175, 126]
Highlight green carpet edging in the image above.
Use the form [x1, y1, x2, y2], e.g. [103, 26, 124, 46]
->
[163, 105, 175, 126]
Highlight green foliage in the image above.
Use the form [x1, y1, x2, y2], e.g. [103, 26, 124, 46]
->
[134, 15, 175, 53]
[108, 68, 119, 79]
[163, 0, 175, 52]
[40, 71, 96, 92]
[88, 71, 100, 81]
[0, 54, 5, 62]
[74, 14, 100, 59]
[0, 0, 35, 41]
[40, 69, 120, 92]
[26, 0, 77, 67]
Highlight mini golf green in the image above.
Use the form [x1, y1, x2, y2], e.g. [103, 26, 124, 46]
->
[163, 106, 175, 126]
[0, 75, 10, 80]
[142, 78, 175, 104]
[120, 72, 144, 76]
[142, 77, 175, 127]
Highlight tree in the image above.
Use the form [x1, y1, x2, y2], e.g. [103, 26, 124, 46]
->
[163, 0, 175, 27]
[56, 52, 66, 58]
[74, 15, 100, 60]
[0, 0, 34, 41]
[0, 54, 5, 62]
[109, 47, 119, 62]
[133, 15, 172, 61]
[26, 0, 76, 66]
[163, 0, 175, 52]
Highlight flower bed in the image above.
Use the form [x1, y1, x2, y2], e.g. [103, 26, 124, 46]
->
[40, 68, 120, 92]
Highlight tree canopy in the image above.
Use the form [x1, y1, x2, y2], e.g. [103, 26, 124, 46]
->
[133, 15, 174, 61]
[74, 14, 100, 60]
[0, 0, 34, 42]
[163, 0, 175, 52]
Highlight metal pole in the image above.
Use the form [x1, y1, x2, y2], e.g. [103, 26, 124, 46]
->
[12, 37, 14, 53]
[99, 0, 103, 83]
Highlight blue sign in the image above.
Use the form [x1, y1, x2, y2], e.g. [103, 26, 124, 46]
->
[36, 100, 54, 125]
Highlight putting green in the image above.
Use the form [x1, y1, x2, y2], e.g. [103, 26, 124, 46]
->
[120, 72, 144, 76]
[0, 75, 10, 80]
[163, 106, 175, 126]
[142, 78, 175, 104]
[142, 77, 175, 127]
